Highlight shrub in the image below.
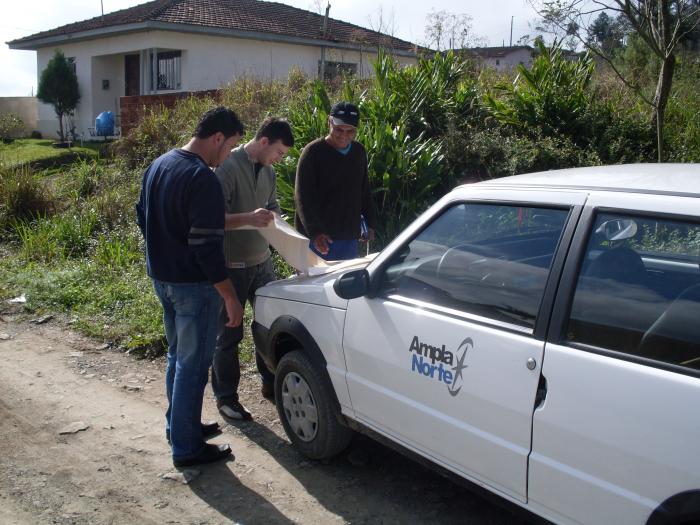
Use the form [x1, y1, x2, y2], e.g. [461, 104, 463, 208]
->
[14, 209, 99, 263]
[665, 63, 700, 162]
[93, 229, 141, 269]
[458, 126, 601, 180]
[0, 166, 54, 233]
[482, 40, 655, 167]
[117, 77, 301, 170]
[117, 102, 197, 170]
[484, 40, 597, 145]
[0, 113, 24, 141]
[59, 160, 103, 200]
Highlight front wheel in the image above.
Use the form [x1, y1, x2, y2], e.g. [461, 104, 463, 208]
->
[275, 350, 353, 459]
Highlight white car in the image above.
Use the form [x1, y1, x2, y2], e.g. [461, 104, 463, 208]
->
[253, 164, 700, 525]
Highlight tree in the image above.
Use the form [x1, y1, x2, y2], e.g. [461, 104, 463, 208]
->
[587, 12, 627, 52]
[424, 10, 486, 51]
[37, 50, 80, 142]
[531, 0, 700, 161]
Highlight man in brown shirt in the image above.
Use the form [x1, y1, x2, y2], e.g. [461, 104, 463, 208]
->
[294, 101, 376, 260]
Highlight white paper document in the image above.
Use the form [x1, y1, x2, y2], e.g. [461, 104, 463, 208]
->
[237, 215, 376, 274]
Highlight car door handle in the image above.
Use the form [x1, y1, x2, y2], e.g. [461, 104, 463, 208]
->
[526, 357, 537, 370]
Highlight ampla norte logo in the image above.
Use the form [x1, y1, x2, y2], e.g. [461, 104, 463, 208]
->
[409, 335, 472, 397]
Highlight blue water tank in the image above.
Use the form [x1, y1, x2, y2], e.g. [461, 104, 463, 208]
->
[95, 111, 114, 137]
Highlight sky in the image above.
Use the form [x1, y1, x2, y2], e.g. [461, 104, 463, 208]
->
[1, 0, 539, 96]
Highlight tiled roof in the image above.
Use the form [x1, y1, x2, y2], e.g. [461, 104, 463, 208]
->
[9, 0, 417, 52]
[466, 46, 533, 59]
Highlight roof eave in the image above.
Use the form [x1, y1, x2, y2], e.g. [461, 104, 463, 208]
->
[8, 21, 418, 57]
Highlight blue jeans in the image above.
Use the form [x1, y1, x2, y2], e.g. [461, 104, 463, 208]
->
[152, 279, 222, 461]
[309, 239, 358, 261]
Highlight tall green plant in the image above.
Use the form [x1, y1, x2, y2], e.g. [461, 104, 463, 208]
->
[665, 62, 700, 162]
[0, 166, 54, 233]
[485, 40, 595, 142]
[14, 210, 99, 262]
[274, 81, 334, 215]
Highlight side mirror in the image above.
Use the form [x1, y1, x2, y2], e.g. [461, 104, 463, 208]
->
[333, 269, 370, 300]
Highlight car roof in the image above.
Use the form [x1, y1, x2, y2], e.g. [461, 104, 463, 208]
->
[463, 164, 700, 198]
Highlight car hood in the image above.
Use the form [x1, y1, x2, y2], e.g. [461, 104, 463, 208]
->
[255, 256, 374, 309]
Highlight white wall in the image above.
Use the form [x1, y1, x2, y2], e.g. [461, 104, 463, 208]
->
[0, 97, 37, 136]
[482, 49, 533, 72]
[34, 30, 418, 138]
[91, 54, 123, 128]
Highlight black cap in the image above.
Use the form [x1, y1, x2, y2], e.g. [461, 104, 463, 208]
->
[329, 101, 359, 127]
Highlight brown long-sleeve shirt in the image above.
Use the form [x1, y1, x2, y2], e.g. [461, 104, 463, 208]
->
[294, 138, 377, 240]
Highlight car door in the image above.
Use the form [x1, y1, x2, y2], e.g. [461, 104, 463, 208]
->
[529, 192, 700, 525]
[342, 189, 585, 502]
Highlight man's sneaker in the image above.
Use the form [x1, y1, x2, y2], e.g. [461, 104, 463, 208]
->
[217, 400, 252, 421]
[261, 382, 275, 401]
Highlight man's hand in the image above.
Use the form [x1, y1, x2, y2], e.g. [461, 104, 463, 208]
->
[313, 233, 333, 255]
[223, 295, 244, 328]
[213, 278, 243, 327]
[248, 208, 274, 228]
[360, 227, 375, 243]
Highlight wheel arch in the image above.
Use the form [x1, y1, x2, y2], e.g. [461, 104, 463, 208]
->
[267, 315, 345, 420]
[647, 490, 700, 525]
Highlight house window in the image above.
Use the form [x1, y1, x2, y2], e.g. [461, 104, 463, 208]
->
[495, 59, 500, 66]
[151, 50, 181, 91]
[67, 57, 76, 74]
[320, 60, 357, 80]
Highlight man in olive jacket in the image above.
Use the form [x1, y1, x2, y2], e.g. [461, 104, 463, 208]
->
[213, 117, 293, 420]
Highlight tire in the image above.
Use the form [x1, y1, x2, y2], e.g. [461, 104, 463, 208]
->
[275, 350, 353, 459]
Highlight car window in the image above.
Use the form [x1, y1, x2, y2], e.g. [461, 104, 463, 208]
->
[566, 212, 700, 371]
[379, 203, 569, 329]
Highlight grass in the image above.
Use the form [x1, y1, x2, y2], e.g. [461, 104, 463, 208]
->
[0, 208, 257, 361]
[0, 249, 257, 360]
[0, 139, 99, 169]
[0, 166, 55, 232]
[0, 252, 163, 348]
[0, 153, 258, 360]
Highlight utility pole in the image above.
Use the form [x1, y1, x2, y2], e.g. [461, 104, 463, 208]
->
[510, 16, 513, 47]
[320, 3, 330, 80]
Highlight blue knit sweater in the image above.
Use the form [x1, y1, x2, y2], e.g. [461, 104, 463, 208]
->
[136, 149, 227, 284]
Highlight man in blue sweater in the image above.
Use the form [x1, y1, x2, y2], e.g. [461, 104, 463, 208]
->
[136, 107, 244, 468]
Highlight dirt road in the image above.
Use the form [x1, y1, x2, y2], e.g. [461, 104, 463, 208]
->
[0, 312, 524, 525]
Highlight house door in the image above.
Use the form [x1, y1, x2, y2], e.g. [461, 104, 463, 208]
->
[125, 54, 140, 96]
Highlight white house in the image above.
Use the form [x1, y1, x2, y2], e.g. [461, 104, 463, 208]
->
[8, 0, 419, 139]
[467, 46, 534, 72]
